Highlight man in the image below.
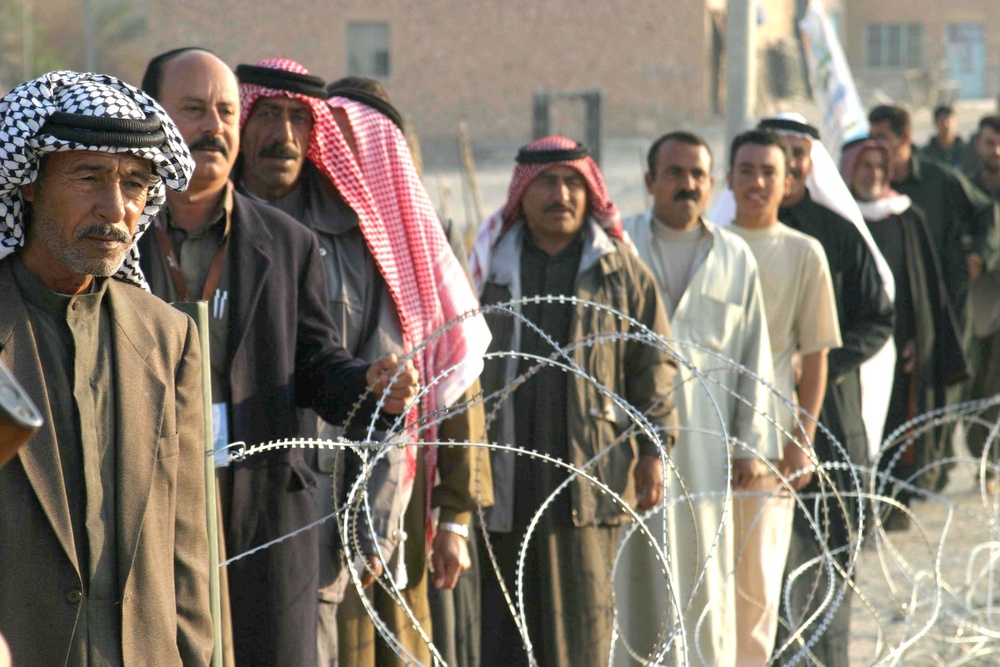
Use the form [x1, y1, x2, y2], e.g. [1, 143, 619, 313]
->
[721, 115, 894, 666]
[725, 128, 843, 667]
[233, 58, 491, 666]
[325, 74, 495, 667]
[470, 136, 678, 666]
[971, 115, 1000, 199]
[138, 49, 419, 667]
[968, 116, 1000, 473]
[0, 71, 210, 665]
[870, 104, 997, 498]
[869, 104, 997, 322]
[921, 105, 966, 167]
[615, 131, 775, 666]
[840, 138, 968, 527]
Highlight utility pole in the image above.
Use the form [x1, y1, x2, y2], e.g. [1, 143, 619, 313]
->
[725, 0, 757, 150]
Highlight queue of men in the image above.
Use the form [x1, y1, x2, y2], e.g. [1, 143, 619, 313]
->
[0, 54, 997, 667]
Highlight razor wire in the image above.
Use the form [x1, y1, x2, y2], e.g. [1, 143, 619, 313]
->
[212, 296, 1000, 666]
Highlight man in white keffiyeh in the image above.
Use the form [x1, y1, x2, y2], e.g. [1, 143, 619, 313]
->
[0, 70, 213, 665]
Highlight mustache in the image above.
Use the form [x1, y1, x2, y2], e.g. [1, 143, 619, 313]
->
[76, 225, 131, 244]
[673, 189, 700, 202]
[257, 142, 300, 160]
[542, 202, 574, 214]
[189, 135, 228, 156]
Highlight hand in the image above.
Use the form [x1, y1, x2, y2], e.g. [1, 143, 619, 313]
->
[731, 458, 767, 490]
[791, 350, 803, 389]
[430, 528, 471, 590]
[781, 433, 814, 492]
[901, 339, 917, 375]
[968, 253, 984, 282]
[359, 553, 384, 589]
[365, 354, 419, 415]
[634, 455, 664, 511]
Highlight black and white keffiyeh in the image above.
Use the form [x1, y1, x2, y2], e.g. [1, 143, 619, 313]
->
[0, 70, 194, 288]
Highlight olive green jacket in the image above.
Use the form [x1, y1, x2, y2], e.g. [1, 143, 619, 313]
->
[479, 219, 677, 531]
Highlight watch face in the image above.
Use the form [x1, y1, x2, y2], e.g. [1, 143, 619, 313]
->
[0, 359, 43, 468]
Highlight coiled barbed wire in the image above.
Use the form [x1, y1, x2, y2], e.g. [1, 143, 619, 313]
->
[212, 297, 1000, 666]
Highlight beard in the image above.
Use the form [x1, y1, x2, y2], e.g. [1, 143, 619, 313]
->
[32, 209, 132, 279]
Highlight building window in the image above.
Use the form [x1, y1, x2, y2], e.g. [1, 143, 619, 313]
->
[347, 22, 390, 78]
[865, 23, 923, 68]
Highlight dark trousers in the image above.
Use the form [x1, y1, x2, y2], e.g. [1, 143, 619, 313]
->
[773, 524, 852, 667]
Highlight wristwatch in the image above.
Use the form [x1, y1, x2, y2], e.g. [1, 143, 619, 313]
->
[437, 521, 470, 539]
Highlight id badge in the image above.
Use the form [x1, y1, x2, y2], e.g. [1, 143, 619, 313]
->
[212, 402, 230, 467]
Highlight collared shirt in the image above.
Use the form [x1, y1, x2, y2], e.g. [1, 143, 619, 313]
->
[645, 216, 712, 318]
[149, 182, 233, 404]
[514, 231, 583, 526]
[12, 254, 122, 666]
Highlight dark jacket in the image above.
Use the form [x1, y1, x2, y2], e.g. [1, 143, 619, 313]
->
[478, 219, 677, 532]
[893, 154, 999, 317]
[866, 205, 968, 490]
[140, 191, 371, 667]
[779, 194, 894, 543]
[0, 260, 212, 666]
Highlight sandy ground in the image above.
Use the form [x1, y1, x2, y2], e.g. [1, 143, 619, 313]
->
[845, 429, 1000, 666]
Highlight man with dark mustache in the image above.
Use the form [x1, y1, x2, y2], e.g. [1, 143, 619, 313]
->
[233, 59, 491, 667]
[469, 136, 677, 666]
[138, 49, 420, 666]
[616, 131, 776, 666]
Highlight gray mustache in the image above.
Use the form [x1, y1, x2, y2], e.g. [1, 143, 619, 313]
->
[76, 225, 131, 244]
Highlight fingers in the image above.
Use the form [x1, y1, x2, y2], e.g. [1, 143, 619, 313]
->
[636, 478, 662, 511]
[634, 457, 664, 511]
[645, 483, 663, 510]
[359, 554, 383, 589]
[371, 356, 421, 415]
[431, 548, 462, 590]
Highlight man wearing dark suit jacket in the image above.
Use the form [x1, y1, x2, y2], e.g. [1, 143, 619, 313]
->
[0, 71, 211, 666]
[138, 49, 418, 666]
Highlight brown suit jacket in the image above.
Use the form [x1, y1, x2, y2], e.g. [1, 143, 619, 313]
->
[0, 258, 213, 666]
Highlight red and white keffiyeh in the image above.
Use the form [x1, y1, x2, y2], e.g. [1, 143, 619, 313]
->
[469, 136, 623, 291]
[240, 59, 490, 543]
[839, 138, 912, 222]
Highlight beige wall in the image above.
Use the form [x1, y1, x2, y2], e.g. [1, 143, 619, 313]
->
[844, 0, 1000, 102]
[145, 0, 720, 144]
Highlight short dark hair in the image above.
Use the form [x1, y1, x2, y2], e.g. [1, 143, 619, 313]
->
[728, 128, 790, 173]
[868, 104, 911, 139]
[978, 115, 1000, 135]
[933, 104, 954, 121]
[326, 76, 390, 102]
[141, 47, 218, 101]
[646, 131, 713, 176]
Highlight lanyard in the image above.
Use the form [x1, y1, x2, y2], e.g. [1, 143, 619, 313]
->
[153, 221, 229, 302]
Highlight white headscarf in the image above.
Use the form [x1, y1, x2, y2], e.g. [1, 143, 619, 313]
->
[710, 112, 897, 459]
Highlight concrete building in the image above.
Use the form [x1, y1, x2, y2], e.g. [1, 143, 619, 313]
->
[842, 0, 1000, 104]
[143, 0, 797, 147]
